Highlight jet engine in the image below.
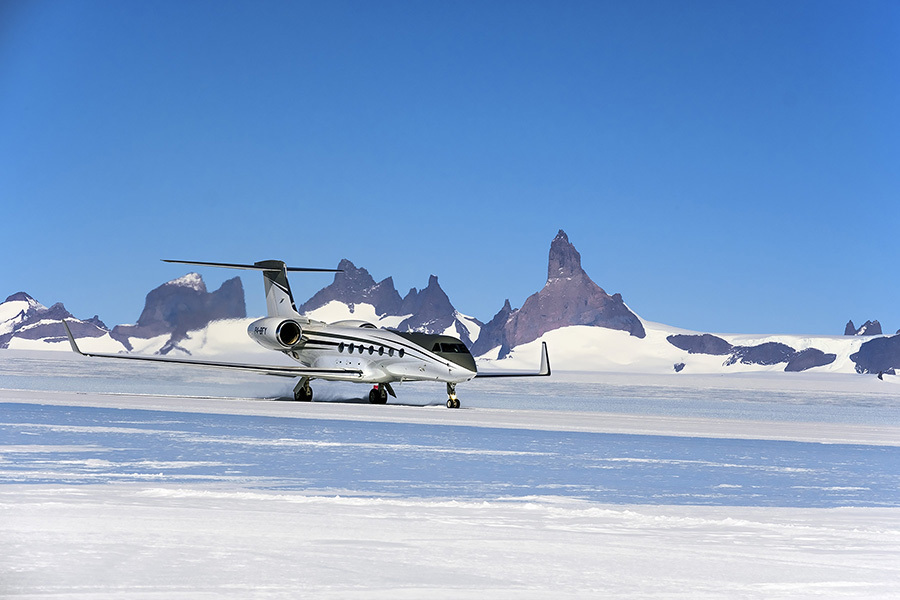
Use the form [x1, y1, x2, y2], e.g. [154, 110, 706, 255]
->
[247, 317, 303, 351]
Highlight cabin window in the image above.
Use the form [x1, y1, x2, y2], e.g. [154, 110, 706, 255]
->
[399, 348, 405, 358]
[348, 344, 355, 353]
[388, 348, 394, 357]
[378, 346, 384, 355]
[368, 346, 374, 355]
[358, 345, 364, 354]
[338, 342, 345, 353]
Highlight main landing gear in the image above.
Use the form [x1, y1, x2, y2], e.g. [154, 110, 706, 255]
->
[368, 384, 389, 404]
[293, 377, 313, 402]
[446, 382, 460, 409]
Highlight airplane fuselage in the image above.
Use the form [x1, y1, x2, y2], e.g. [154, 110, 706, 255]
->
[280, 319, 478, 385]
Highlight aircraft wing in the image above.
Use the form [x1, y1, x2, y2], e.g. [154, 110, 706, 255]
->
[62, 321, 363, 379]
[475, 342, 551, 378]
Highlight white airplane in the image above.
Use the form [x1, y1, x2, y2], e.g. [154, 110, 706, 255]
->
[63, 259, 550, 408]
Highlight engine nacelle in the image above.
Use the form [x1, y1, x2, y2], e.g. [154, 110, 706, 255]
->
[248, 317, 303, 351]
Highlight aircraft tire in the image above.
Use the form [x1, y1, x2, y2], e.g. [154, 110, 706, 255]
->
[369, 388, 388, 404]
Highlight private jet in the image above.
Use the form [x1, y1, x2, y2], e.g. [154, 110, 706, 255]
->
[63, 259, 550, 408]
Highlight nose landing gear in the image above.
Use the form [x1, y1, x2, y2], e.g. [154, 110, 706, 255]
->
[446, 382, 461, 409]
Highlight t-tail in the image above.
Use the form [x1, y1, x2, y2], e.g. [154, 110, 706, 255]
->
[255, 260, 300, 317]
[162, 259, 341, 318]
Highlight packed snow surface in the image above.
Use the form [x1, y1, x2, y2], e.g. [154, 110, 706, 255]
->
[1, 350, 899, 598]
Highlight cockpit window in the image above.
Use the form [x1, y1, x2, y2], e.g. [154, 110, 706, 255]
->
[438, 343, 470, 354]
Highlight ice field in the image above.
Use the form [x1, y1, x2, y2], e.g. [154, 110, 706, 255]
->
[2, 350, 900, 598]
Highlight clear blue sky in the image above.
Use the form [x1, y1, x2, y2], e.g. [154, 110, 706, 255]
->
[2, 0, 898, 335]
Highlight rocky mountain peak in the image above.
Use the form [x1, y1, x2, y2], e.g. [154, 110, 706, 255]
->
[395, 274, 481, 346]
[111, 274, 245, 353]
[0, 292, 105, 349]
[547, 229, 585, 282]
[334, 259, 378, 290]
[167, 272, 207, 293]
[471, 231, 645, 358]
[298, 259, 402, 316]
[399, 275, 451, 316]
[858, 320, 882, 336]
[5, 291, 38, 304]
[845, 319, 883, 336]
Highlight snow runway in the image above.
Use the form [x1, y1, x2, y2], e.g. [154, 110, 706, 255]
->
[2, 351, 900, 597]
[2, 400, 899, 507]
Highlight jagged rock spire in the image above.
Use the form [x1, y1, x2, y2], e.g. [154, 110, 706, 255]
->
[299, 259, 403, 317]
[471, 230, 645, 358]
[547, 230, 585, 281]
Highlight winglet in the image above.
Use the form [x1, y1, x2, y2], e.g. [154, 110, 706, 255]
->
[539, 341, 551, 376]
[474, 341, 551, 378]
[62, 320, 85, 355]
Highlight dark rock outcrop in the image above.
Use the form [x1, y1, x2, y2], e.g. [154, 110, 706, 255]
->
[470, 299, 515, 358]
[850, 334, 900, 374]
[845, 319, 883, 336]
[666, 331, 836, 372]
[471, 230, 645, 358]
[298, 259, 402, 317]
[667, 334, 732, 355]
[110, 274, 246, 353]
[396, 275, 480, 346]
[724, 342, 797, 367]
[784, 348, 837, 372]
[857, 320, 882, 336]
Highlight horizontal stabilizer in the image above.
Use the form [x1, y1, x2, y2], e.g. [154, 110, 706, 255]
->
[475, 342, 551, 378]
[162, 259, 341, 273]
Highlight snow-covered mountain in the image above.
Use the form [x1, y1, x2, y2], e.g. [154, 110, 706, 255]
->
[110, 273, 245, 354]
[0, 292, 117, 352]
[298, 259, 482, 346]
[4, 230, 900, 376]
[1, 275, 246, 355]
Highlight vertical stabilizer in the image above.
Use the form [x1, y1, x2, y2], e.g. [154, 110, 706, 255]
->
[254, 260, 300, 317]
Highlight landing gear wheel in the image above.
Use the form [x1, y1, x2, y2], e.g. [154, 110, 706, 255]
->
[293, 378, 313, 402]
[368, 385, 388, 404]
[445, 383, 460, 408]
